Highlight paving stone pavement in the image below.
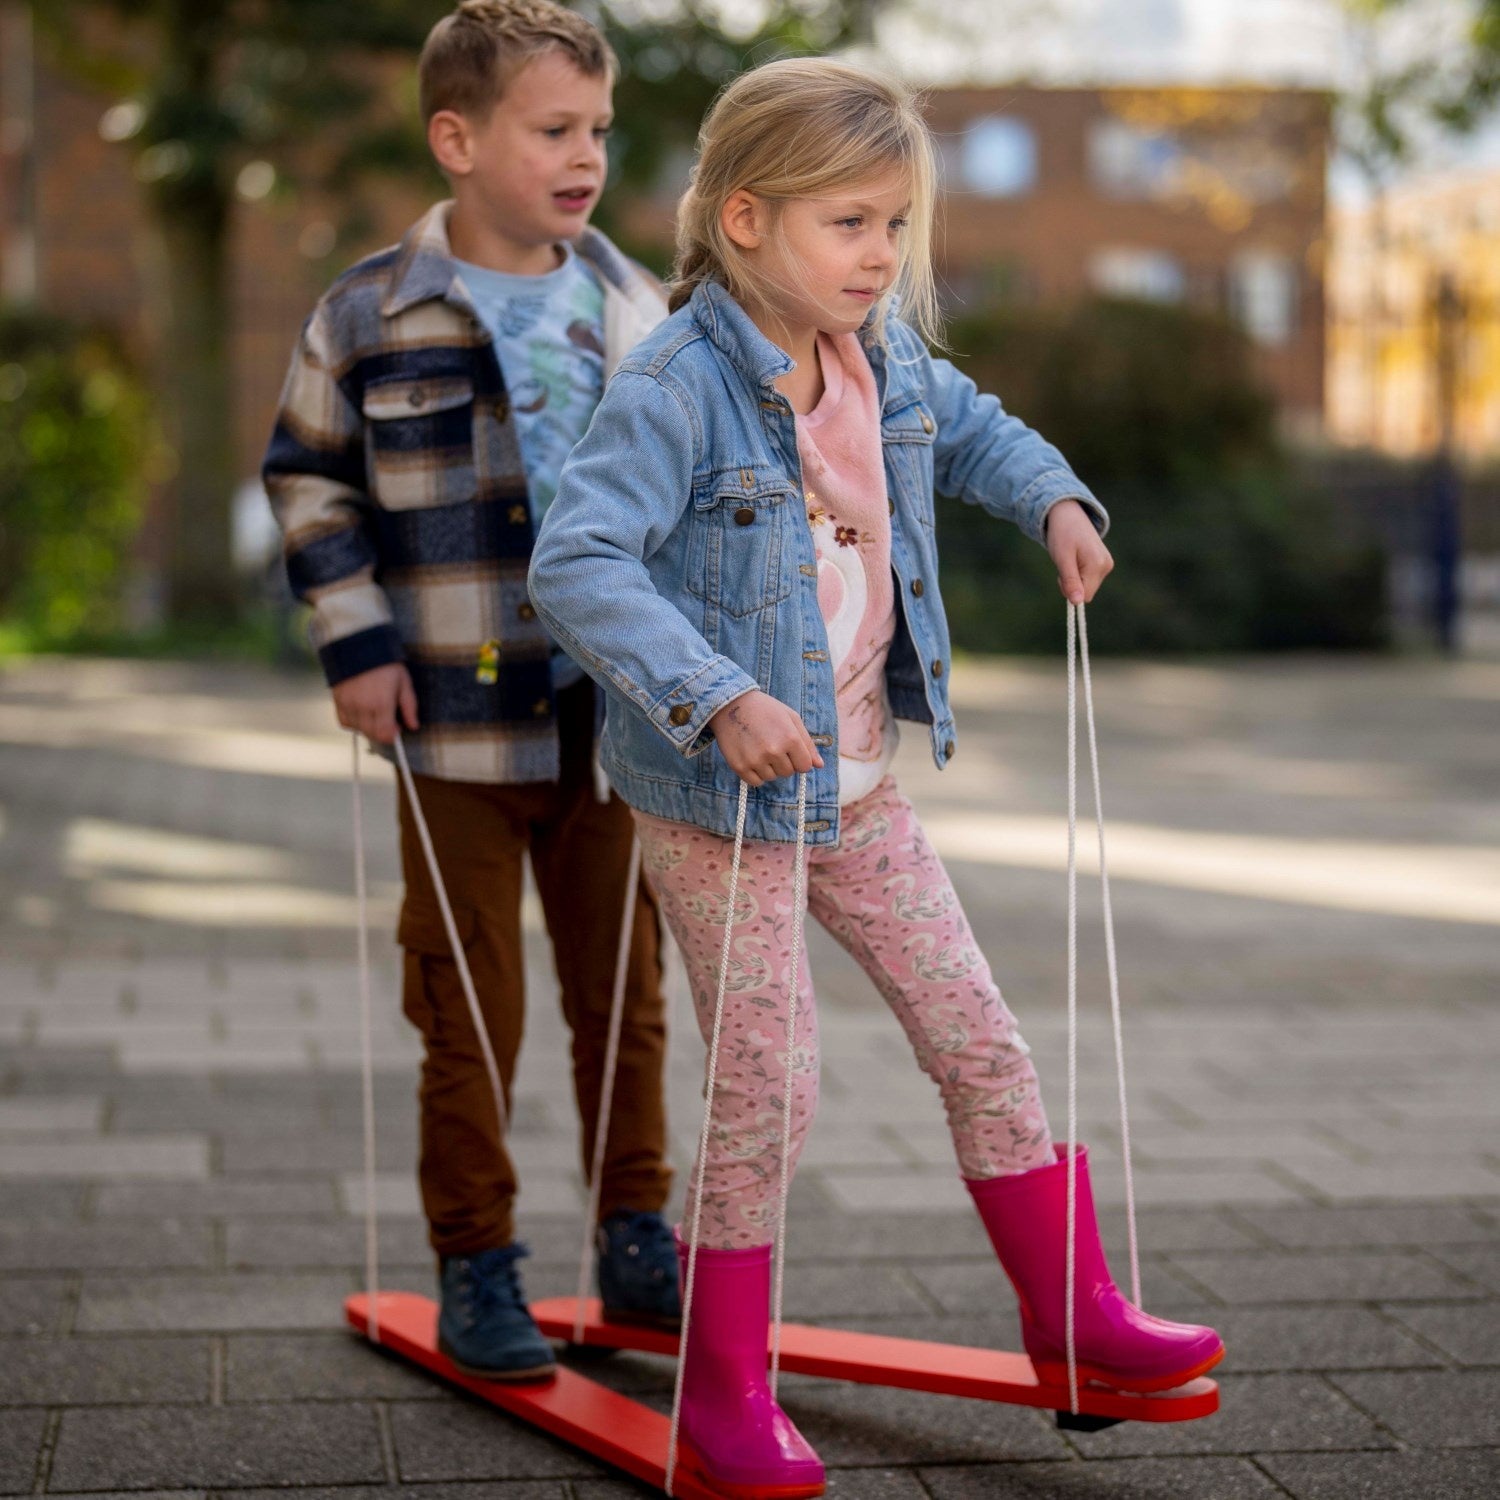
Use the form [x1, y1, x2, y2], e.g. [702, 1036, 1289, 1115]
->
[1, 653, 1497, 1499]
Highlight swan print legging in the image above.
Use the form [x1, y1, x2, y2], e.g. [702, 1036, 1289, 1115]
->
[632, 774, 1054, 1248]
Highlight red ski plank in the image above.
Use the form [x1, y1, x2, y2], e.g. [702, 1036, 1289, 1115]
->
[344, 1293, 722, 1498]
[532, 1296, 1219, 1424]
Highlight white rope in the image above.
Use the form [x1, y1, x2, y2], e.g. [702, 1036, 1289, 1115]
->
[769, 774, 809, 1399]
[1064, 604, 1080, 1415]
[1077, 606, 1141, 1307]
[352, 735, 380, 1345]
[393, 735, 508, 1137]
[572, 836, 644, 1345]
[665, 778, 750, 1498]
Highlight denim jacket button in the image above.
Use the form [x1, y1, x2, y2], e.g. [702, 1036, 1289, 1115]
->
[911, 578, 924, 597]
[920, 412, 935, 434]
[668, 703, 694, 727]
[734, 507, 755, 526]
[931, 659, 944, 678]
[945, 739, 956, 759]
[888, 498, 895, 516]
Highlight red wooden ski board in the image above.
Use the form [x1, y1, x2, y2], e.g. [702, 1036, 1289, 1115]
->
[344, 1292, 723, 1498]
[531, 1296, 1220, 1424]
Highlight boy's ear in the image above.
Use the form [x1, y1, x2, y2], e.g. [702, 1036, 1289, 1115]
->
[721, 190, 766, 252]
[428, 109, 476, 178]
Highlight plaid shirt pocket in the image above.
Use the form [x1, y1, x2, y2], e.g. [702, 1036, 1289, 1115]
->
[362, 374, 477, 511]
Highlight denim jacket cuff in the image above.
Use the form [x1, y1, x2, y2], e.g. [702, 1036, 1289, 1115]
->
[652, 657, 760, 756]
[1017, 474, 1110, 545]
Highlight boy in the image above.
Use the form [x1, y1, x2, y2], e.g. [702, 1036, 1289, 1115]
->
[263, 0, 677, 1380]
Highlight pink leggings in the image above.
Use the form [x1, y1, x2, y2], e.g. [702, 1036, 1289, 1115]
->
[633, 775, 1053, 1248]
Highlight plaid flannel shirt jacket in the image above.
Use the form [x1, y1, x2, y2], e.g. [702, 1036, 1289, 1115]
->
[262, 202, 666, 784]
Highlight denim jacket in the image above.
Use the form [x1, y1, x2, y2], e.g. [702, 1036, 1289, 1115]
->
[528, 279, 1106, 845]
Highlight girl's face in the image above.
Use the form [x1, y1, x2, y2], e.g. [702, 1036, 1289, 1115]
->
[726, 170, 911, 342]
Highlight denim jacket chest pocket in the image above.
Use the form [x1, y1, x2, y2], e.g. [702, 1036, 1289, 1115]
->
[882, 397, 938, 529]
[686, 465, 797, 620]
[361, 373, 477, 512]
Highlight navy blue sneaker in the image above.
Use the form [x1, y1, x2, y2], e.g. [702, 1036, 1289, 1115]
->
[596, 1209, 682, 1328]
[437, 1243, 556, 1381]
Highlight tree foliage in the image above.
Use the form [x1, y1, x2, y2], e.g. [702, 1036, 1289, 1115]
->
[936, 299, 1388, 654]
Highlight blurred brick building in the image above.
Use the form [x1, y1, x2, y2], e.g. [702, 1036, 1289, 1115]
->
[1327, 166, 1500, 460]
[626, 83, 1332, 435]
[2, 28, 1332, 486]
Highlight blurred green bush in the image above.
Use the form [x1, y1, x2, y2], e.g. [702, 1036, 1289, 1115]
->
[936, 298, 1389, 654]
[0, 311, 157, 643]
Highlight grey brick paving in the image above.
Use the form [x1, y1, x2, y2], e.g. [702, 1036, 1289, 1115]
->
[919, 1456, 1282, 1498]
[1385, 1301, 1500, 1366]
[48, 1403, 387, 1490]
[778, 1377, 1071, 1464]
[1258, 1450, 1500, 1499]
[75, 1273, 353, 1332]
[3, 656, 1498, 1496]
[1169, 1249, 1482, 1303]
[1206, 1306, 1442, 1372]
[1059, 1374, 1392, 1458]
[223, 1333, 444, 1401]
[0, 1275, 69, 1336]
[1235, 1204, 1499, 1249]
[0, 1336, 210, 1404]
[0, 1221, 214, 1272]
[387, 1397, 608, 1482]
[0, 1409, 46, 1494]
[1330, 1370, 1500, 1447]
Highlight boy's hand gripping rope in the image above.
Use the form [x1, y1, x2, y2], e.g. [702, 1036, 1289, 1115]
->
[664, 774, 808, 1498]
[1064, 600, 1141, 1415]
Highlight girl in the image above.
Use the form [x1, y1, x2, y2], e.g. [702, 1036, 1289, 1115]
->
[530, 58, 1223, 1500]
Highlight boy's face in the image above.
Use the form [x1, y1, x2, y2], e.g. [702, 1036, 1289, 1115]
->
[437, 49, 613, 251]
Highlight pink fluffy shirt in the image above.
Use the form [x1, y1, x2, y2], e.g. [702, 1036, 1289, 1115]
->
[795, 331, 901, 806]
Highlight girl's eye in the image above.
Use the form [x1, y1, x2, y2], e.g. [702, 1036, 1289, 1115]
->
[594, 127, 612, 139]
[544, 126, 567, 138]
[889, 217, 909, 230]
[836, 217, 863, 229]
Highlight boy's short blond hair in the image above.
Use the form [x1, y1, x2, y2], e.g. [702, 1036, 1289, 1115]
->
[418, 0, 616, 123]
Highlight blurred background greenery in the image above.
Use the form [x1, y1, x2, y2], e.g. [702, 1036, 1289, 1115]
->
[1, 0, 1498, 659]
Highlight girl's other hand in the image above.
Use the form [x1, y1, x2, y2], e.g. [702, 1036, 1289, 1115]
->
[707, 691, 825, 787]
[1044, 498, 1114, 605]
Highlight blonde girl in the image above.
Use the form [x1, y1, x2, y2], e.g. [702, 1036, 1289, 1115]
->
[530, 58, 1222, 1500]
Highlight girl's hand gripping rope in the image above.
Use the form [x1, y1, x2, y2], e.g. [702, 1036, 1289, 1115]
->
[1045, 498, 1114, 605]
[707, 691, 826, 787]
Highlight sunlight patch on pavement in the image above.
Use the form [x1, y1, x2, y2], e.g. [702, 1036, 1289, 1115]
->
[1, 702, 366, 782]
[923, 813, 1500, 926]
[86, 879, 399, 928]
[64, 819, 299, 881]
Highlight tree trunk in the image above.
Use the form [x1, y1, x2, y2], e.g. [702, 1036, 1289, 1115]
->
[158, 194, 237, 626]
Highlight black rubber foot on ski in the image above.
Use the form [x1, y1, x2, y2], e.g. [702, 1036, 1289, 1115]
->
[1055, 1410, 1123, 1432]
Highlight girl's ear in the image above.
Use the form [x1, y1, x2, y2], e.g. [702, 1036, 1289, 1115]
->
[721, 189, 766, 251]
[428, 110, 475, 178]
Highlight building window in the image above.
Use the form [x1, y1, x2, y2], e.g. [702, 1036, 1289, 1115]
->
[1229, 251, 1298, 345]
[1090, 247, 1186, 304]
[958, 116, 1037, 198]
[1088, 119, 1182, 199]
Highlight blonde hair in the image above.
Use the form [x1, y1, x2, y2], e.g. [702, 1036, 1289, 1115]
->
[418, 0, 616, 124]
[669, 58, 941, 348]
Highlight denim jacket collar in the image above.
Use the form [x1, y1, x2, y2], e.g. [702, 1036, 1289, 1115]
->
[688, 277, 908, 401]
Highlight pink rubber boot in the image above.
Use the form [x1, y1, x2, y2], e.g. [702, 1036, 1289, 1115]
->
[673, 1235, 825, 1500]
[966, 1145, 1224, 1393]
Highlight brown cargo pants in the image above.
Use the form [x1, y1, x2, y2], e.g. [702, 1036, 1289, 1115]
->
[396, 679, 672, 1258]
